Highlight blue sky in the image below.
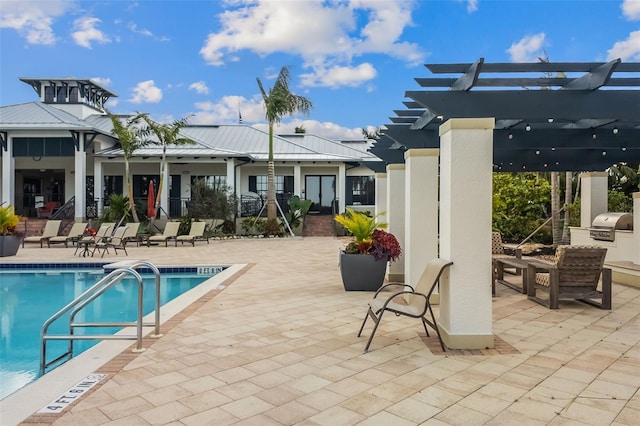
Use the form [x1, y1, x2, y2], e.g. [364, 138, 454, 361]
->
[1, 0, 639, 139]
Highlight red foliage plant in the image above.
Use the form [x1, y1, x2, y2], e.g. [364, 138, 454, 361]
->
[370, 229, 402, 262]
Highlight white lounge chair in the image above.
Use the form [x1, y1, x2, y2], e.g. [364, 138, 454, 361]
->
[176, 221, 208, 246]
[22, 220, 62, 248]
[47, 222, 88, 248]
[147, 222, 179, 247]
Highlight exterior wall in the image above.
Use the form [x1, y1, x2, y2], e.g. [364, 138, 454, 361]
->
[1, 126, 376, 219]
[580, 172, 608, 227]
[570, 228, 635, 262]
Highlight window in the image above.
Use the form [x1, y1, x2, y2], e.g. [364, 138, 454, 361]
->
[103, 176, 123, 201]
[249, 175, 293, 198]
[191, 175, 227, 188]
[346, 176, 375, 205]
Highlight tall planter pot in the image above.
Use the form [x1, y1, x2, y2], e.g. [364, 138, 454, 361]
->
[339, 252, 388, 291]
[0, 235, 20, 257]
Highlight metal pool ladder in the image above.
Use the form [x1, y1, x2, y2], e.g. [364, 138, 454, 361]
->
[40, 261, 163, 375]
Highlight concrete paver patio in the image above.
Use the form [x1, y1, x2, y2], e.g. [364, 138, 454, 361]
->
[2, 236, 640, 425]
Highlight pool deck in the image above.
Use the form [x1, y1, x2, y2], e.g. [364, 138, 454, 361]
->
[2, 237, 640, 425]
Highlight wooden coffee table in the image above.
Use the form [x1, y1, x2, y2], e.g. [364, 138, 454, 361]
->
[494, 257, 548, 294]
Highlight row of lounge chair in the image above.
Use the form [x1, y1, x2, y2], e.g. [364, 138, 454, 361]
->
[21, 220, 210, 252]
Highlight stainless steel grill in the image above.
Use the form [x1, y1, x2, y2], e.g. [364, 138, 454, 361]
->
[589, 212, 633, 241]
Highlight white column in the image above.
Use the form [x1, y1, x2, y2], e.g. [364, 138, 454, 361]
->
[74, 134, 87, 221]
[580, 172, 608, 227]
[374, 172, 387, 224]
[94, 159, 104, 217]
[634, 193, 640, 265]
[1, 135, 15, 206]
[161, 163, 170, 218]
[386, 164, 405, 282]
[338, 163, 346, 213]
[294, 164, 302, 197]
[405, 149, 440, 299]
[438, 118, 495, 349]
[226, 160, 235, 193]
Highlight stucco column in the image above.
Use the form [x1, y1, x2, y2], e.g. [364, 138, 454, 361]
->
[438, 118, 495, 349]
[405, 148, 440, 301]
[94, 159, 104, 217]
[338, 164, 346, 213]
[386, 164, 405, 282]
[1, 135, 15, 206]
[226, 159, 235, 194]
[293, 164, 302, 197]
[74, 134, 86, 221]
[374, 172, 387, 224]
[160, 163, 170, 218]
[635, 193, 640, 265]
[580, 172, 608, 227]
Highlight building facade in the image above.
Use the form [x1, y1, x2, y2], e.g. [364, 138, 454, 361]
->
[0, 77, 381, 221]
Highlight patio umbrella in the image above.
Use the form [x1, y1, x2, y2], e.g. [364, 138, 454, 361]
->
[147, 181, 156, 218]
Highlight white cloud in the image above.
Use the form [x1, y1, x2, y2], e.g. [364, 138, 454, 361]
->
[191, 95, 263, 124]
[129, 80, 163, 104]
[72, 16, 111, 48]
[127, 22, 152, 37]
[622, 0, 640, 20]
[189, 95, 363, 139]
[506, 33, 546, 62]
[91, 77, 112, 87]
[300, 63, 377, 88]
[607, 30, 640, 60]
[0, 0, 72, 45]
[189, 81, 210, 95]
[199, 0, 425, 88]
[455, 0, 478, 13]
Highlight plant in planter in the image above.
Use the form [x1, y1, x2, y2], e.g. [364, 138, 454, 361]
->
[334, 208, 402, 291]
[0, 205, 23, 257]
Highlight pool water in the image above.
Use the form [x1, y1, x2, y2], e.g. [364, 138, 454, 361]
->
[0, 268, 217, 400]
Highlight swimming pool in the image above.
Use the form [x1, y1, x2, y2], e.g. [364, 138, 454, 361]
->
[0, 264, 224, 400]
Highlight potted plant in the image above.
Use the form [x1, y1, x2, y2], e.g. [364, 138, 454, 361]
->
[0, 204, 23, 257]
[334, 208, 402, 291]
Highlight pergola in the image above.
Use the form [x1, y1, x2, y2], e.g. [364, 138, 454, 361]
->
[369, 59, 640, 350]
[369, 58, 640, 172]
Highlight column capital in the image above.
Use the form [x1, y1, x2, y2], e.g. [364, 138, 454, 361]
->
[439, 118, 495, 136]
[387, 163, 405, 172]
[580, 171, 608, 178]
[404, 148, 439, 160]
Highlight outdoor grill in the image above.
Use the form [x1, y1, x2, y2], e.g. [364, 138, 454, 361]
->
[589, 212, 633, 242]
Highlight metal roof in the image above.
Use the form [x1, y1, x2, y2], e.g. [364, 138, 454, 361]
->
[0, 98, 378, 165]
[0, 102, 96, 131]
[19, 77, 118, 98]
[376, 58, 640, 172]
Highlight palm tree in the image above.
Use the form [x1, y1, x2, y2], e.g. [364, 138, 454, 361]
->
[538, 53, 570, 247]
[257, 66, 313, 220]
[137, 114, 194, 226]
[107, 112, 148, 223]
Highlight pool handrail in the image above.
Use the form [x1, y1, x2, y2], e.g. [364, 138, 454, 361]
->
[39, 262, 162, 376]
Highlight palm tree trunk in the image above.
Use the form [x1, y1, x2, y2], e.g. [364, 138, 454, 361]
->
[561, 171, 572, 244]
[150, 147, 167, 229]
[267, 123, 276, 220]
[125, 160, 139, 223]
[551, 171, 560, 248]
